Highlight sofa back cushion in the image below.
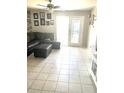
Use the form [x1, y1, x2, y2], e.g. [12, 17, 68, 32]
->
[34, 32, 54, 41]
[27, 32, 35, 43]
[27, 34, 30, 43]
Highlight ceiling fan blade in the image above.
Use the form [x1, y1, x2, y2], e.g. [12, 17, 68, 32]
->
[54, 6, 60, 8]
[37, 4, 47, 7]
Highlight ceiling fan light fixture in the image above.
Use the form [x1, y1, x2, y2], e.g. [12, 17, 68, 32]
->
[47, 4, 54, 9]
[37, 0, 60, 11]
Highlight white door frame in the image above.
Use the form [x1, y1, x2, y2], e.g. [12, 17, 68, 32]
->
[68, 16, 84, 47]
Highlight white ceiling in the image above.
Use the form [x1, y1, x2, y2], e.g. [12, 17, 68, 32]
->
[27, 0, 96, 10]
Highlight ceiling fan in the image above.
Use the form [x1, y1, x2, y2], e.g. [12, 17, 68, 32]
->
[37, 0, 60, 10]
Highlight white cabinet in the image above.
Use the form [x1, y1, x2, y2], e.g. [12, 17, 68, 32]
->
[88, 21, 97, 87]
[90, 52, 97, 86]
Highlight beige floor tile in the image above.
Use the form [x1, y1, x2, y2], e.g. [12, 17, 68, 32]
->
[27, 80, 34, 88]
[82, 85, 96, 93]
[30, 80, 45, 90]
[58, 75, 69, 83]
[44, 64, 54, 68]
[41, 91, 55, 93]
[69, 62, 79, 65]
[80, 76, 93, 85]
[28, 89, 41, 93]
[56, 82, 68, 93]
[69, 83, 82, 93]
[27, 72, 39, 80]
[79, 66, 88, 71]
[28, 61, 46, 67]
[57, 59, 70, 65]
[61, 65, 69, 70]
[47, 74, 59, 81]
[41, 68, 51, 73]
[27, 66, 42, 73]
[78, 63, 87, 66]
[52, 63, 62, 66]
[69, 75, 81, 84]
[49, 68, 60, 74]
[69, 65, 79, 70]
[60, 69, 69, 75]
[79, 71, 89, 76]
[28, 47, 96, 93]
[36, 73, 49, 80]
[69, 70, 80, 76]
[42, 81, 57, 91]
[70, 59, 81, 62]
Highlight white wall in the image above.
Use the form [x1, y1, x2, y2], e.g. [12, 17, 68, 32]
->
[29, 8, 91, 48]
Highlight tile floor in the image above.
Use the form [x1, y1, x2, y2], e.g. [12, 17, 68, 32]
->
[27, 47, 97, 93]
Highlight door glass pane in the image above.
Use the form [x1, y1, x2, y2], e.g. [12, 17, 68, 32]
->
[71, 19, 80, 43]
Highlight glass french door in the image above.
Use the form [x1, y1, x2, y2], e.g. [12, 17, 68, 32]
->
[69, 16, 84, 47]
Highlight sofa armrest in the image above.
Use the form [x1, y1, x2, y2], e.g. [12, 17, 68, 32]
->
[28, 40, 40, 48]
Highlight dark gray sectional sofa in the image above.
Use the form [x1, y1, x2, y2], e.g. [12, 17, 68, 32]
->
[27, 32, 60, 56]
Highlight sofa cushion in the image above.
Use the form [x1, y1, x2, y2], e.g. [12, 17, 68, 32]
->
[34, 32, 54, 41]
[27, 32, 36, 42]
[28, 40, 40, 48]
[27, 34, 30, 43]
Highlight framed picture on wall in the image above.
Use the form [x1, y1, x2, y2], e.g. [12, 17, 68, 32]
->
[50, 20, 54, 25]
[40, 19, 45, 25]
[40, 12, 45, 18]
[47, 13, 52, 19]
[34, 20, 39, 26]
[46, 21, 50, 26]
[33, 13, 39, 19]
